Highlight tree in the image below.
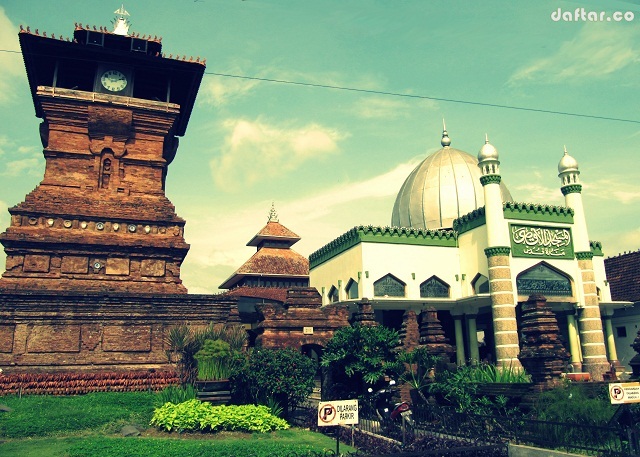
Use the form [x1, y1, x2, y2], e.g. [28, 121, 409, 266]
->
[232, 348, 316, 416]
[321, 324, 401, 399]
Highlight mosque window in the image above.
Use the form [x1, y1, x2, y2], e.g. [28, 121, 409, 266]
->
[420, 276, 449, 298]
[345, 278, 359, 299]
[374, 274, 405, 297]
[516, 263, 572, 297]
[617, 326, 627, 338]
[472, 274, 489, 294]
[328, 285, 339, 303]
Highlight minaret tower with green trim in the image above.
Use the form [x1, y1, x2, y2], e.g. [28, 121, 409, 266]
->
[558, 147, 609, 380]
[477, 135, 522, 369]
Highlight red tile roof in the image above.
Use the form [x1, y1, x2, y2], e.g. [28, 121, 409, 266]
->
[219, 247, 309, 290]
[257, 221, 300, 239]
[236, 247, 309, 276]
[224, 286, 289, 303]
[247, 221, 301, 247]
[605, 250, 640, 302]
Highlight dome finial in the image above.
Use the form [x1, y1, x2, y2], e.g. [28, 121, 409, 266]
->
[112, 4, 131, 36]
[268, 202, 279, 222]
[478, 133, 499, 163]
[564, 145, 568, 155]
[441, 119, 451, 147]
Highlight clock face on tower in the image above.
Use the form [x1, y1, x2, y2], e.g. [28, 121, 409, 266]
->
[100, 70, 128, 92]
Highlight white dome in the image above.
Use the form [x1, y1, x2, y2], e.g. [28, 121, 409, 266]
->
[478, 138, 499, 162]
[391, 141, 513, 230]
[558, 149, 579, 174]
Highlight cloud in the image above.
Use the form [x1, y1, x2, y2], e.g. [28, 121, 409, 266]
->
[0, 140, 41, 177]
[511, 182, 564, 205]
[0, 136, 10, 157]
[586, 178, 640, 205]
[509, 24, 640, 85]
[284, 159, 420, 223]
[181, 158, 420, 292]
[198, 75, 261, 107]
[0, 8, 22, 105]
[1, 157, 42, 177]
[210, 118, 345, 191]
[351, 96, 437, 119]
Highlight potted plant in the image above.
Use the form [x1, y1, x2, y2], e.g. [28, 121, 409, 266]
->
[165, 323, 247, 404]
[195, 339, 232, 380]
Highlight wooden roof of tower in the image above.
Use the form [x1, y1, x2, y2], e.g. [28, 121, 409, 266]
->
[219, 205, 309, 290]
[18, 21, 205, 137]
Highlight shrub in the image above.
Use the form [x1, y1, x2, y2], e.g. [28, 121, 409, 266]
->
[166, 323, 247, 384]
[320, 324, 401, 399]
[464, 362, 531, 383]
[194, 339, 232, 380]
[532, 382, 616, 425]
[428, 364, 525, 415]
[157, 384, 197, 405]
[150, 400, 289, 433]
[232, 348, 316, 413]
[396, 347, 447, 404]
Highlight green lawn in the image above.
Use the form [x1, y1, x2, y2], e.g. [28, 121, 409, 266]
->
[0, 392, 350, 457]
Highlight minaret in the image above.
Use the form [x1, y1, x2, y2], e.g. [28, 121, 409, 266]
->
[0, 9, 205, 293]
[477, 135, 522, 369]
[559, 147, 610, 380]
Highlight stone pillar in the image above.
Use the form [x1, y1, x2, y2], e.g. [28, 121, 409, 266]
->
[565, 312, 582, 372]
[452, 314, 466, 366]
[485, 247, 522, 369]
[399, 310, 420, 351]
[576, 252, 610, 380]
[601, 312, 619, 368]
[518, 294, 570, 387]
[418, 307, 455, 363]
[351, 298, 377, 326]
[466, 314, 480, 364]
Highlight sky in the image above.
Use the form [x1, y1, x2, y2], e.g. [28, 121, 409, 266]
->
[0, 0, 638, 294]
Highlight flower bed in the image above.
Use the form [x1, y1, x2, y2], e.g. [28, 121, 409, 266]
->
[0, 370, 179, 395]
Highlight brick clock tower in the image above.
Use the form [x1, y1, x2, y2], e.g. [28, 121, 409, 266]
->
[0, 10, 204, 293]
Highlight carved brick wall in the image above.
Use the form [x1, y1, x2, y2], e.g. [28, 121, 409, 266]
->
[0, 291, 235, 372]
[255, 288, 350, 350]
[0, 93, 189, 294]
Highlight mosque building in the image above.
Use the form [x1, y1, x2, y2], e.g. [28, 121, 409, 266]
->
[309, 125, 628, 381]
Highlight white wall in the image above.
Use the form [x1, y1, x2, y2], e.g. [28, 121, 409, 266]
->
[360, 242, 460, 300]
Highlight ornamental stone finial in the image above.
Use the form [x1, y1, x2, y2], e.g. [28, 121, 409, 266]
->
[112, 4, 131, 36]
[268, 202, 279, 222]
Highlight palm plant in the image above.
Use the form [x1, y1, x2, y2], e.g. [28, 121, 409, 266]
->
[165, 323, 247, 384]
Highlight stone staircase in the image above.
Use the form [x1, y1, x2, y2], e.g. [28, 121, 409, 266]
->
[300, 378, 322, 409]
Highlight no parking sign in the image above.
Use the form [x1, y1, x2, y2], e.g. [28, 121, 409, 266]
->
[317, 399, 359, 426]
[609, 382, 640, 404]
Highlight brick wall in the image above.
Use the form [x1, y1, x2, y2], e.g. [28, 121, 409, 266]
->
[0, 291, 235, 372]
